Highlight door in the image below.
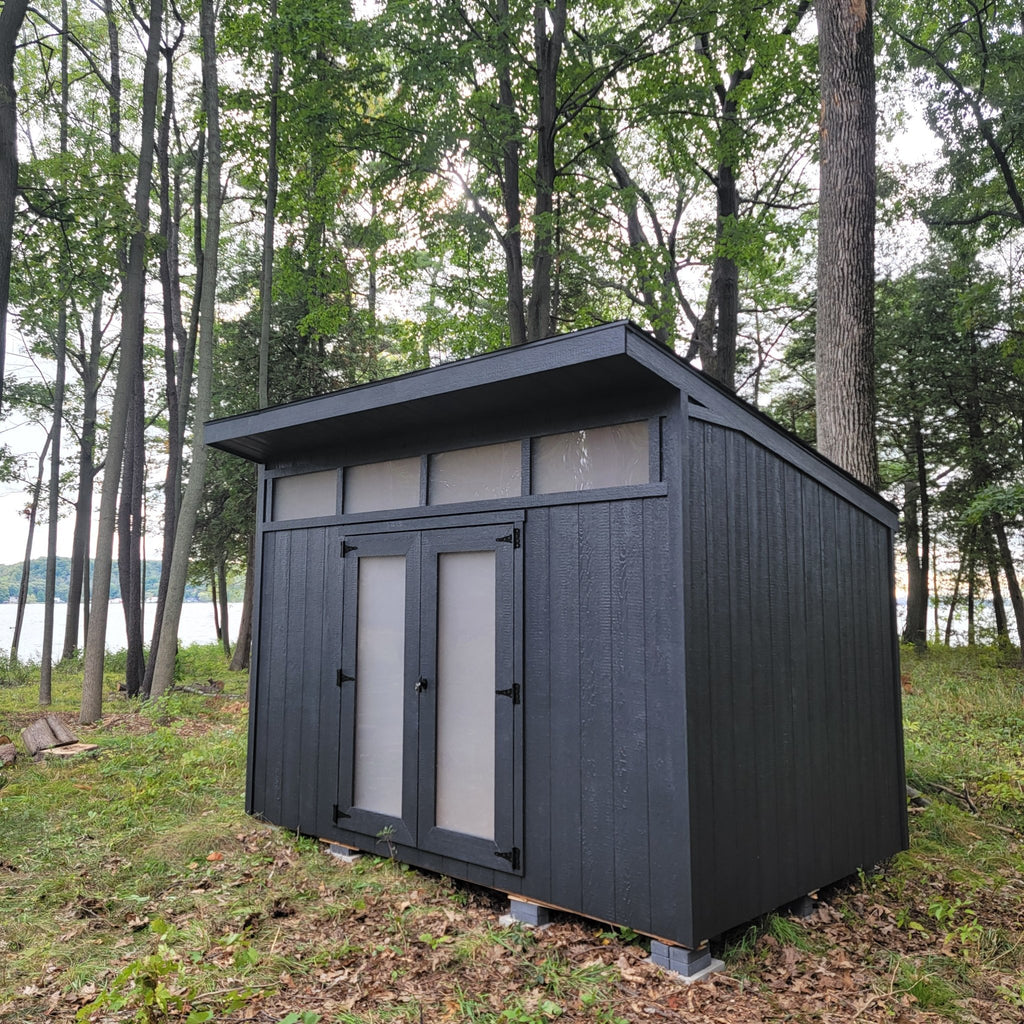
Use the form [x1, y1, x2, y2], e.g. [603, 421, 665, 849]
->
[335, 522, 522, 873]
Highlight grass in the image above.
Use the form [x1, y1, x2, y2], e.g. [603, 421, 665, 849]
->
[1, 642, 1023, 1022]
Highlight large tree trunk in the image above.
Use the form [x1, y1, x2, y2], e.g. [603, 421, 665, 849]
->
[0, 0, 29, 419]
[81, 0, 164, 725]
[150, 0, 221, 698]
[815, 0, 878, 489]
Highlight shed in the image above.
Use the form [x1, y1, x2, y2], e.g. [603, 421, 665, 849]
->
[206, 321, 907, 976]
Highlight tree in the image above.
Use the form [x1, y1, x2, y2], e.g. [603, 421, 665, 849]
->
[815, 0, 878, 488]
[150, 0, 222, 698]
[81, 0, 164, 724]
[0, 0, 29, 417]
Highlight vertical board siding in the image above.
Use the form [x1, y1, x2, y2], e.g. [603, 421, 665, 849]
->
[526, 497, 675, 939]
[545, 504, 583, 912]
[251, 526, 331, 834]
[687, 420, 904, 940]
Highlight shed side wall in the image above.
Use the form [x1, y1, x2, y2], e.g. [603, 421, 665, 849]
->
[686, 420, 906, 941]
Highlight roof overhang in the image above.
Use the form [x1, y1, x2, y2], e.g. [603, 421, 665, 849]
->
[204, 322, 678, 464]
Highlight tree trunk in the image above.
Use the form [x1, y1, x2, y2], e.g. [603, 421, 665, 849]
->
[943, 552, 964, 646]
[39, 307, 68, 703]
[259, 0, 281, 406]
[81, 0, 163, 725]
[525, 0, 566, 342]
[151, 0, 221, 698]
[62, 298, 102, 660]
[901, 420, 929, 648]
[0, 0, 30, 419]
[143, 37, 189, 699]
[815, 0, 878, 489]
[983, 527, 1008, 638]
[40, 3, 70, 703]
[217, 559, 231, 657]
[118, 372, 145, 696]
[11, 429, 53, 663]
[992, 514, 1024, 651]
[229, 532, 255, 673]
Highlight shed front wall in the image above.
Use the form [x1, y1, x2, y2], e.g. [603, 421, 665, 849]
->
[684, 416, 907, 942]
[247, 484, 694, 942]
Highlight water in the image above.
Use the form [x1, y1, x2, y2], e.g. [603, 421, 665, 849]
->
[0, 602, 245, 662]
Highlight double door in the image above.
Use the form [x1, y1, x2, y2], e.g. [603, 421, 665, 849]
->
[334, 521, 522, 873]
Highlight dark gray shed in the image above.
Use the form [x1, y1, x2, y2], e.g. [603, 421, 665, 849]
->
[206, 321, 907, 974]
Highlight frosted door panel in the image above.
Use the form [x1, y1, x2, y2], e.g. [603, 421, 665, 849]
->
[272, 470, 338, 521]
[429, 442, 522, 504]
[533, 421, 649, 493]
[435, 550, 496, 839]
[344, 458, 421, 513]
[353, 556, 406, 817]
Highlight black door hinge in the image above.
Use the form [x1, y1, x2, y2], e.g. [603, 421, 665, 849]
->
[496, 683, 521, 704]
[332, 804, 351, 823]
[341, 540, 357, 556]
[496, 528, 520, 548]
[337, 669, 355, 687]
[495, 847, 520, 871]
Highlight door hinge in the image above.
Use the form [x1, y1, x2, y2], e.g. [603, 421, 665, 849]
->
[496, 682, 521, 704]
[496, 528, 520, 548]
[332, 804, 351, 823]
[337, 669, 355, 687]
[495, 847, 520, 871]
[341, 540, 357, 556]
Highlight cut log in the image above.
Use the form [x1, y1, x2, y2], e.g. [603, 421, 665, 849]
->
[45, 715, 77, 746]
[0, 742, 15, 766]
[41, 742, 99, 759]
[21, 718, 60, 755]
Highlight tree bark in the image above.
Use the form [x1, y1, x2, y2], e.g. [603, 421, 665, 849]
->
[815, 0, 878, 489]
[0, 0, 29, 419]
[229, 532, 255, 673]
[150, 0, 221, 698]
[81, 0, 164, 724]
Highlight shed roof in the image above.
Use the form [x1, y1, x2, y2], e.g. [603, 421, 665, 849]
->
[205, 321, 895, 524]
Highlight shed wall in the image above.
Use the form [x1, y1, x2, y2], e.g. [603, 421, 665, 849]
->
[685, 418, 907, 941]
[247, 494, 694, 944]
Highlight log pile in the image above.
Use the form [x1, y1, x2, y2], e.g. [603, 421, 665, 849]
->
[19, 716, 98, 759]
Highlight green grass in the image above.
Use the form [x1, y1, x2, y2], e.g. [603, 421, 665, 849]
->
[1, 642, 1023, 1022]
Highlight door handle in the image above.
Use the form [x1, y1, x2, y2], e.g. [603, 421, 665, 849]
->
[415, 676, 429, 693]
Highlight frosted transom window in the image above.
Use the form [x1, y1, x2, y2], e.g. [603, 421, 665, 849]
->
[532, 421, 649, 493]
[272, 470, 338, 521]
[344, 457, 421, 514]
[428, 442, 522, 505]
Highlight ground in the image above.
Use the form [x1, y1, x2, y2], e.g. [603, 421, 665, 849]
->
[0, 644, 1022, 1023]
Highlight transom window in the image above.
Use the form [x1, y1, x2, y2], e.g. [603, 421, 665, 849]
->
[270, 420, 652, 521]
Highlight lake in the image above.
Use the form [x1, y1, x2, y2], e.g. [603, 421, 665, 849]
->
[0, 602, 245, 662]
